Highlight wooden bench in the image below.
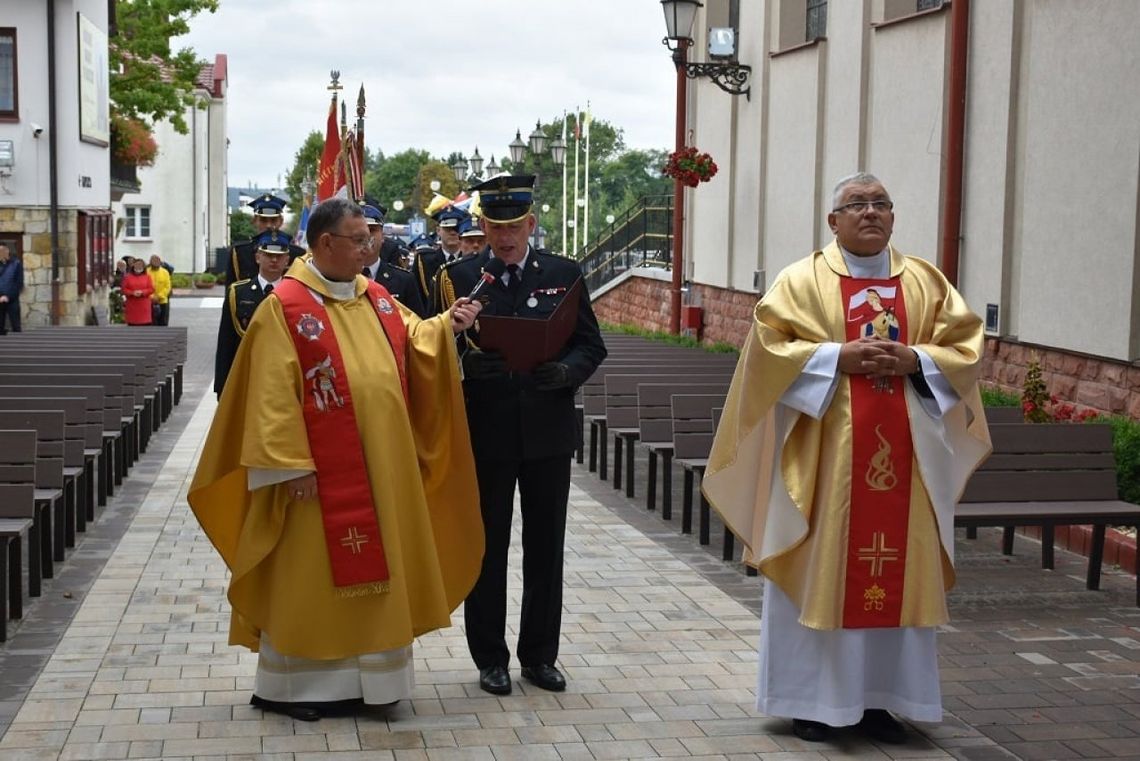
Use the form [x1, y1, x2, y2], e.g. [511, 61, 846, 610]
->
[0, 399, 91, 536]
[604, 373, 733, 498]
[0, 501, 33, 642]
[671, 394, 738, 560]
[0, 411, 68, 571]
[0, 431, 42, 603]
[636, 382, 731, 516]
[0, 385, 106, 509]
[956, 421, 1140, 606]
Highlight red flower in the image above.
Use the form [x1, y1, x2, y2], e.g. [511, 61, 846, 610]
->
[663, 146, 718, 187]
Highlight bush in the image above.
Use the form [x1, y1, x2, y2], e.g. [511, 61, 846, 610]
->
[170, 273, 192, 289]
[980, 385, 1020, 407]
[193, 272, 217, 285]
[599, 321, 739, 355]
[1094, 414, 1140, 505]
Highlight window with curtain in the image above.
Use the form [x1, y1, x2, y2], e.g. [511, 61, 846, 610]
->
[0, 29, 16, 118]
[806, 0, 828, 40]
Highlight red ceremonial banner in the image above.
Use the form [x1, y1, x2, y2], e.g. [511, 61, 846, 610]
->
[274, 278, 409, 591]
[840, 277, 914, 628]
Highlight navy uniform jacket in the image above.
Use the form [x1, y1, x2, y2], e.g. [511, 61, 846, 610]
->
[214, 278, 273, 396]
[412, 247, 447, 312]
[226, 239, 305, 285]
[441, 248, 607, 461]
[368, 262, 428, 318]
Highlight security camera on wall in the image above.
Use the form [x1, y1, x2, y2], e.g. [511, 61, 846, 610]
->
[30, 123, 44, 138]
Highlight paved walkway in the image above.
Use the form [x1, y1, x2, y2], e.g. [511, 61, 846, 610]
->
[0, 299, 1137, 761]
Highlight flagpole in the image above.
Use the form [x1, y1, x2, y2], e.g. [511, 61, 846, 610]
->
[355, 84, 366, 202]
[571, 106, 580, 255]
[560, 113, 567, 256]
[583, 101, 591, 249]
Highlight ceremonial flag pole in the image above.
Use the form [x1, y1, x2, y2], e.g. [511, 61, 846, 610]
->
[560, 113, 568, 256]
[583, 103, 591, 248]
[316, 71, 343, 202]
[355, 84, 366, 201]
[571, 107, 581, 255]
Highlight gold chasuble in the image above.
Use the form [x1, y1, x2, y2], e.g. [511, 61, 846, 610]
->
[189, 261, 484, 660]
[702, 242, 990, 630]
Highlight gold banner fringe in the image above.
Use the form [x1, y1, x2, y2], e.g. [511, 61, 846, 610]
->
[334, 580, 390, 599]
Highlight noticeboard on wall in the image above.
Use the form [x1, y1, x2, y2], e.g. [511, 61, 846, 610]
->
[77, 13, 108, 146]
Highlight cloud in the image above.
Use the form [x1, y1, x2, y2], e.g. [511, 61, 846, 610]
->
[177, 0, 677, 187]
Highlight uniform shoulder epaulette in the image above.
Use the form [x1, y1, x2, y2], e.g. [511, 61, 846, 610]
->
[440, 256, 468, 271]
[229, 277, 253, 289]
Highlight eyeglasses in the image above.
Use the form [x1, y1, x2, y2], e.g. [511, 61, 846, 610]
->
[327, 232, 374, 250]
[834, 200, 893, 214]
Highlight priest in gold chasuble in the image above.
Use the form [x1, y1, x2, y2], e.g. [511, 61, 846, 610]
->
[189, 199, 485, 722]
[703, 174, 990, 744]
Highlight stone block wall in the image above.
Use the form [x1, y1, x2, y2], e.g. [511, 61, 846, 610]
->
[595, 272, 1140, 420]
[0, 206, 110, 326]
[981, 339, 1140, 419]
[592, 272, 756, 345]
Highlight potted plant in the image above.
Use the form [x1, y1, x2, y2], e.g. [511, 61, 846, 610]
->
[663, 146, 718, 188]
[193, 272, 217, 289]
[110, 114, 158, 168]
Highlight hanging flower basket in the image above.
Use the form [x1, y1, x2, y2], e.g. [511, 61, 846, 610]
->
[110, 114, 158, 167]
[663, 146, 718, 188]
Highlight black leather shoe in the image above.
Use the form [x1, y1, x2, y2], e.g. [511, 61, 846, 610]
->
[250, 694, 322, 722]
[791, 718, 830, 742]
[478, 665, 512, 695]
[859, 709, 907, 744]
[520, 663, 566, 692]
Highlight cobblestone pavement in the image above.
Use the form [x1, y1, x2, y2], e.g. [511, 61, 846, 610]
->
[0, 305, 1137, 760]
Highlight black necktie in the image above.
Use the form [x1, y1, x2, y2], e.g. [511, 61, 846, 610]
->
[362, 266, 373, 279]
[506, 263, 521, 300]
[263, 283, 274, 295]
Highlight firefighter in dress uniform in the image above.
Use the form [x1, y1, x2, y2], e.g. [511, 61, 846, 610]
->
[214, 230, 291, 397]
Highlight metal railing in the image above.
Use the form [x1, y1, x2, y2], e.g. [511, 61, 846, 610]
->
[575, 194, 673, 293]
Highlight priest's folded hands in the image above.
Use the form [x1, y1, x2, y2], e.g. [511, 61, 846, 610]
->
[838, 336, 920, 377]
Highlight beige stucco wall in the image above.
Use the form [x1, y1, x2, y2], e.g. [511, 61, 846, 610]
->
[683, 0, 1140, 362]
[1011, 0, 1140, 360]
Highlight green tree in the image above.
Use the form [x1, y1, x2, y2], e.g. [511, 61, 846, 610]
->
[229, 208, 256, 244]
[110, 0, 219, 134]
[284, 130, 325, 226]
[364, 149, 432, 224]
[413, 162, 460, 222]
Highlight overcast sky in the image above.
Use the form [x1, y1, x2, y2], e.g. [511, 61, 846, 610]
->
[176, 1, 677, 190]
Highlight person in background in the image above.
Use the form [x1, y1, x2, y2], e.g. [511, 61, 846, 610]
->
[0, 243, 24, 334]
[122, 256, 155, 326]
[214, 231, 291, 397]
[147, 254, 173, 326]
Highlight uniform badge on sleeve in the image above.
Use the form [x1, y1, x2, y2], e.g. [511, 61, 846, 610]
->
[295, 313, 325, 341]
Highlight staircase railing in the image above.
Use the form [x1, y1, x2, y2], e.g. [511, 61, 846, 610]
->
[574, 194, 673, 293]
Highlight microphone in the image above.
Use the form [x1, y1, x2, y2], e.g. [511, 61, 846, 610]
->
[464, 257, 508, 301]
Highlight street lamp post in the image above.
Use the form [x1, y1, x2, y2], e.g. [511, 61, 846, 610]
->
[451, 155, 468, 183]
[550, 133, 567, 255]
[468, 147, 484, 179]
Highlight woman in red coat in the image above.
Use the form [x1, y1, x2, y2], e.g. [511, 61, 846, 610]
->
[121, 257, 154, 326]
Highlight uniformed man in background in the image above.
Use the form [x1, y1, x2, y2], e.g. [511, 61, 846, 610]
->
[215, 230, 291, 397]
[438, 175, 607, 697]
[361, 204, 427, 317]
[227, 193, 305, 284]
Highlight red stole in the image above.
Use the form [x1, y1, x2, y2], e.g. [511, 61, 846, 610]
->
[839, 277, 914, 628]
[274, 276, 409, 593]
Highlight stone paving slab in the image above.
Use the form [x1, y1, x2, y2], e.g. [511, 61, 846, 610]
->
[1, 302, 1137, 760]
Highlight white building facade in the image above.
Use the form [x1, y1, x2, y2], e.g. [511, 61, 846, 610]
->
[114, 55, 228, 274]
[593, 0, 1140, 416]
[0, 0, 114, 325]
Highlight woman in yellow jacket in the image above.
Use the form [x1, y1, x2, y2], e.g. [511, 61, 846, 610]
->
[147, 255, 172, 326]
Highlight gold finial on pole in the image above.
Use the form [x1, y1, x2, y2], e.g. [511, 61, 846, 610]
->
[328, 70, 342, 93]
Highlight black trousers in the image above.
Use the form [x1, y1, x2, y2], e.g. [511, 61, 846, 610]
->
[0, 298, 20, 333]
[464, 454, 571, 670]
